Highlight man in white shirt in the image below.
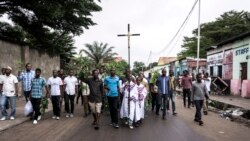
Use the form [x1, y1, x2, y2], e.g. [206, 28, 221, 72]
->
[47, 70, 63, 120]
[64, 70, 78, 118]
[0, 66, 18, 120]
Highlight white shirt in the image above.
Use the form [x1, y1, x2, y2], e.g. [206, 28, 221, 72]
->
[81, 82, 90, 96]
[204, 77, 211, 92]
[64, 76, 78, 95]
[47, 77, 63, 96]
[0, 74, 5, 84]
[1, 74, 18, 97]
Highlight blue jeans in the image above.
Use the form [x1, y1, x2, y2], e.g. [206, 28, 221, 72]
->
[1, 95, 16, 117]
[156, 94, 169, 116]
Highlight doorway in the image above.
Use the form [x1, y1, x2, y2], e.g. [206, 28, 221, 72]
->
[210, 66, 214, 76]
[240, 62, 248, 81]
[218, 65, 222, 78]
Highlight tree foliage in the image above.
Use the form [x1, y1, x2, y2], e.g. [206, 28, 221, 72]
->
[145, 62, 158, 70]
[106, 60, 129, 77]
[0, 0, 102, 68]
[66, 55, 92, 77]
[178, 10, 250, 59]
[80, 41, 118, 66]
[132, 61, 146, 75]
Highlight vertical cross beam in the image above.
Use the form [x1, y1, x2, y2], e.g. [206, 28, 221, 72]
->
[117, 24, 140, 116]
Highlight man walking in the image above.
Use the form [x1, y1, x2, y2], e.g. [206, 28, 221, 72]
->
[192, 73, 209, 126]
[18, 63, 35, 102]
[104, 68, 120, 128]
[47, 70, 63, 120]
[82, 70, 103, 130]
[181, 70, 192, 108]
[0, 66, 18, 120]
[31, 68, 48, 124]
[156, 69, 170, 120]
[168, 70, 177, 115]
[64, 70, 78, 118]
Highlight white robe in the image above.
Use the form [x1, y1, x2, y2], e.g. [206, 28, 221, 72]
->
[120, 82, 140, 122]
[136, 84, 148, 119]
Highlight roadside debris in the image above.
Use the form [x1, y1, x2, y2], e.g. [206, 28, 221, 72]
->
[219, 108, 245, 120]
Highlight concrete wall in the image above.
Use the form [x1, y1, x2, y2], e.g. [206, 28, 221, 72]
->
[232, 37, 250, 80]
[0, 40, 60, 79]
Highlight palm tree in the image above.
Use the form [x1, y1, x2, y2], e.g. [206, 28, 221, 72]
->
[80, 41, 118, 65]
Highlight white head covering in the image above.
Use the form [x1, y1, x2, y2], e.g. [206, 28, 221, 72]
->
[6, 66, 12, 70]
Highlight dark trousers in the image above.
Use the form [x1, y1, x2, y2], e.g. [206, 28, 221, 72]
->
[24, 91, 31, 102]
[194, 100, 204, 121]
[107, 96, 119, 124]
[83, 95, 90, 114]
[167, 90, 176, 112]
[156, 94, 169, 116]
[76, 90, 83, 105]
[31, 98, 41, 120]
[64, 94, 75, 114]
[51, 96, 61, 117]
[151, 92, 157, 111]
[183, 89, 191, 107]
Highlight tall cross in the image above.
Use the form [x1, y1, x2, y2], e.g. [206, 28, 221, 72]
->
[117, 24, 140, 116]
[117, 24, 140, 71]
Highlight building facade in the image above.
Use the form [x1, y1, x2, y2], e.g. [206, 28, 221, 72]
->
[207, 32, 250, 97]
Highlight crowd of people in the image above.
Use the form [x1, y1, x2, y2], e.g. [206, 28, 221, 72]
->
[0, 63, 211, 130]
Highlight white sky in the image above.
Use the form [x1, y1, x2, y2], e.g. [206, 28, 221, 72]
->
[0, 0, 249, 66]
[74, 0, 250, 66]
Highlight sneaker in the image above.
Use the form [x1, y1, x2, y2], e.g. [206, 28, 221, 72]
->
[10, 116, 15, 120]
[52, 116, 56, 119]
[33, 120, 38, 124]
[37, 116, 41, 121]
[129, 125, 134, 129]
[0, 116, 6, 121]
[70, 114, 74, 118]
[113, 123, 119, 128]
[66, 114, 70, 118]
[56, 117, 60, 120]
[94, 124, 100, 130]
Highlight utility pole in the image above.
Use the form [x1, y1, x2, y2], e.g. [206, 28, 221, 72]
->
[196, 0, 201, 74]
[117, 24, 140, 116]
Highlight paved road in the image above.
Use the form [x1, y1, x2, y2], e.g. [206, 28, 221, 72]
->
[0, 96, 249, 141]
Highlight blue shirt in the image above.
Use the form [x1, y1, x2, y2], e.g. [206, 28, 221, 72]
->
[31, 77, 46, 98]
[104, 76, 119, 97]
[18, 70, 35, 91]
[157, 76, 169, 95]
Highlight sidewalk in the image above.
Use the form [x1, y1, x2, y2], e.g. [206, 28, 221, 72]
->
[0, 97, 52, 132]
[176, 88, 250, 111]
[209, 95, 250, 110]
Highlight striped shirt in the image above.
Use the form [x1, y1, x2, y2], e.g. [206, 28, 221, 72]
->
[31, 77, 46, 98]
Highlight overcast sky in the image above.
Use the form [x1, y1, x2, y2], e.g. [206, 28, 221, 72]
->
[74, 0, 250, 66]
